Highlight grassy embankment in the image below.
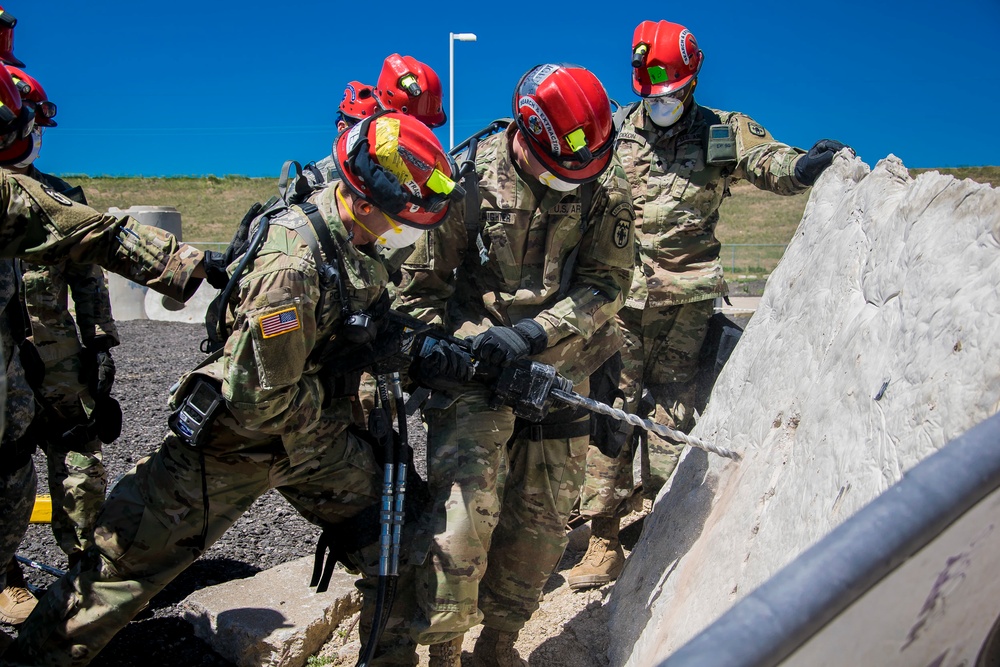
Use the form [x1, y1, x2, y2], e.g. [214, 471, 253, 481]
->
[70, 166, 999, 276]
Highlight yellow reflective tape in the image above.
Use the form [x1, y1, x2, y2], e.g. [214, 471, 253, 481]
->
[374, 116, 415, 187]
[566, 128, 587, 153]
[426, 168, 456, 195]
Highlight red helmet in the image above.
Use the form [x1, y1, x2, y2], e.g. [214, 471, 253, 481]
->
[513, 63, 615, 184]
[373, 54, 446, 129]
[631, 20, 703, 97]
[336, 111, 461, 228]
[0, 63, 34, 152]
[8, 66, 56, 127]
[338, 81, 377, 124]
[0, 6, 22, 68]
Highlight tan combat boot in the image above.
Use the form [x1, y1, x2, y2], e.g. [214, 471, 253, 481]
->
[472, 626, 528, 667]
[428, 635, 464, 667]
[566, 516, 625, 590]
[0, 561, 38, 625]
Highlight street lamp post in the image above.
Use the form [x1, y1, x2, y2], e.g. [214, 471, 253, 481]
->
[449, 32, 477, 150]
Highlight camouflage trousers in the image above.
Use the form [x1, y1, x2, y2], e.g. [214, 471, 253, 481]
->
[0, 342, 39, 588]
[409, 380, 590, 644]
[580, 300, 714, 517]
[37, 357, 106, 561]
[0, 459, 35, 591]
[3, 408, 380, 667]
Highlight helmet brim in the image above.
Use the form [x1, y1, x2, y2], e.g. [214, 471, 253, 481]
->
[632, 71, 696, 98]
[523, 131, 613, 185]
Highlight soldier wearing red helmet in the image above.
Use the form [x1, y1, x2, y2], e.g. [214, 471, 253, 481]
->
[373, 54, 446, 129]
[338, 80, 378, 131]
[3, 111, 466, 666]
[393, 63, 635, 666]
[568, 19, 852, 592]
[0, 64, 123, 630]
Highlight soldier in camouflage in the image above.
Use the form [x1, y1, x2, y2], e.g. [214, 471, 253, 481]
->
[568, 20, 849, 590]
[0, 68, 121, 629]
[1, 111, 462, 666]
[0, 59, 207, 631]
[394, 64, 634, 667]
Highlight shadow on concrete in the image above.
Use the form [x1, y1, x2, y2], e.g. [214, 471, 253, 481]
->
[149, 558, 261, 610]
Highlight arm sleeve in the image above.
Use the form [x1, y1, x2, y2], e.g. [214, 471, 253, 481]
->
[0, 172, 204, 302]
[728, 113, 810, 196]
[534, 174, 635, 346]
[64, 261, 120, 347]
[395, 204, 467, 326]
[221, 256, 327, 435]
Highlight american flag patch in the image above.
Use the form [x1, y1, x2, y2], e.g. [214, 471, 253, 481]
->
[259, 307, 301, 339]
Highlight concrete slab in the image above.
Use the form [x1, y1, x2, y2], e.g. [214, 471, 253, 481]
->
[179, 557, 361, 667]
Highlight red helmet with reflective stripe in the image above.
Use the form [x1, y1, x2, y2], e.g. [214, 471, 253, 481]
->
[373, 54, 446, 129]
[0, 63, 33, 151]
[338, 81, 377, 124]
[0, 6, 22, 68]
[8, 66, 56, 127]
[631, 20, 703, 97]
[336, 111, 460, 228]
[513, 63, 615, 184]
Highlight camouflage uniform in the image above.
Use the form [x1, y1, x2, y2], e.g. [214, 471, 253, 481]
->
[0, 259, 37, 594]
[20, 169, 119, 562]
[3, 184, 389, 666]
[580, 103, 811, 516]
[395, 124, 634, 643]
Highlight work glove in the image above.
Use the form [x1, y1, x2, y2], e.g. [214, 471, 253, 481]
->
[202, 250, 231, 290]
[78, 337, 116, 399]
[92, 396, 123, 444]
[470, 319, 548, 369]
[413, 340, 476, 392]
[794, 139, 851, 186]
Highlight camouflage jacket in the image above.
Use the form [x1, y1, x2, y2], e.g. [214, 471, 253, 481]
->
[0, 169, 204, 303]
[617, 102, 808, 307]
[21, 168, 119, 365]
[396, 124, 636, 383]
[173, 184, 389, 466]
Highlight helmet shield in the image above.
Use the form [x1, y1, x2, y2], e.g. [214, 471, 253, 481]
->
[631, 20, 703, 97]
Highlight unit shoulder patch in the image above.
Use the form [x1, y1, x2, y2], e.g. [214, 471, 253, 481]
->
[613, 219, 631, 248]
[747, 122, 766, 137]
[42, 186, 75, 206]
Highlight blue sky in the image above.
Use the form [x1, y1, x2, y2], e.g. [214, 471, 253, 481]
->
[11, 1, 1000, 177]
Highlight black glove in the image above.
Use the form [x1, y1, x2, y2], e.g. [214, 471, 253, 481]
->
[203, 250, 231, 290]
[78, 344, 116, 399]
[92, 396, 123, 444]
[470, 319, 548, 368]
[794, 139, 850, 186]
[413, 340, 476, 391]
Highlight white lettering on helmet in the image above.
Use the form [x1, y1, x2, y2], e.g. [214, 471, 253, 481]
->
[679, 29, 691, 66]
[345, 123, 363, 155]
[519, 96, 560, 155]
[530, 64, 560, 85]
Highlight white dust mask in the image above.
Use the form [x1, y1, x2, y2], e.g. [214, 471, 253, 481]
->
[376, 222, 424, 249]
[644, 96, 685, 128]
[536, 170, 578, 192]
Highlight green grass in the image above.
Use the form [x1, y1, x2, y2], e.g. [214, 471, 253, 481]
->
[56, 166, 998, 258]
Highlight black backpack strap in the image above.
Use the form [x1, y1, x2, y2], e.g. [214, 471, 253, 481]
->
[278, 160, 320, 206]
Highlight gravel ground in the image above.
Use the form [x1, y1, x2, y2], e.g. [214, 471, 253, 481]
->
[4, 320, 324, 666]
